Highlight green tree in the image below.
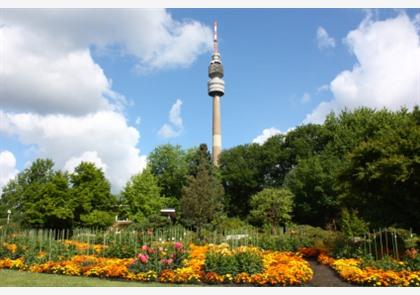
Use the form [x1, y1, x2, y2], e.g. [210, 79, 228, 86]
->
[339, 107, 420, 230]
[70, 162, 116, 228]
[147, 144, 189, 201]
[121, 168, 168, 223]
[284, 155, 344, 227]
[180, 144, 224, 230]
[0, 159, 73, 228]
[249, 188, 294, 231]
[219, 143, 264, 218]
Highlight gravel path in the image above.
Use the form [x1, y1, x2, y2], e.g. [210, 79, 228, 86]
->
[305, 260, 353, 287]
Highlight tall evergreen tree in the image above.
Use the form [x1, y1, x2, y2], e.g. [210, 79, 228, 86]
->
[180, 144, 224, 230]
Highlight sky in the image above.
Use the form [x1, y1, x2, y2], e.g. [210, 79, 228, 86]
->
[1, 8, 419, 193]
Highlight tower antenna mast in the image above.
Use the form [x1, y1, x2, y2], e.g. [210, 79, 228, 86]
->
[213, 20, 218, 53]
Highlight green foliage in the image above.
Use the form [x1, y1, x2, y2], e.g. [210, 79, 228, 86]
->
[256, 224, 342, 252]
[147, 144, 189, 201]
[360, 256, 408, 271]
[339, 107, 420, 230]
[249, 188, 294, 229]
[219, 143, 266, 218]
[70, 162, 116, 227]
[339, 208, 369, 237]
[284, 155, 344, 226]
[121, 168, 168, 223]
[204, 250, 263, 275]
[0, 159, 74, 228]
[79, 210, 114, 229]
[180, 144, 224, 230]
[211, 215, 254, 233]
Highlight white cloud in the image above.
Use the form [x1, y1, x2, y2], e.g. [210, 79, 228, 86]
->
[158, 99, 184, 138]
[306, 13, 420, 124]
[64, 151, 108, 173]
[301, 92, 311, 103]
[0, 151, 19, 192]
[316, 26, 336, 50]
[0, 26, 118, 115]
[0, 10, 211, 115]
[0, 10, 210, 192]
[252, 128, 283, 145]
[0, 111, 147, 192]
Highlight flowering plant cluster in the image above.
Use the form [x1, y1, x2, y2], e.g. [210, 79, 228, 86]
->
[128, 241, 187, 273]
[317, 252, 420, 286]
[158, 243, 313, 286]
[0, 242, 313, 286]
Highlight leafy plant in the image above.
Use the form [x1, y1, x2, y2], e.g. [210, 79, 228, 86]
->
[204, 248, 263, 275]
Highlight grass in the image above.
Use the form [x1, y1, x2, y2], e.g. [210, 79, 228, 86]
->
[0, 269, 193, 287]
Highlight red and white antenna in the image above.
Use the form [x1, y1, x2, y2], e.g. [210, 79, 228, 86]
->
[213, 20, 218, 53]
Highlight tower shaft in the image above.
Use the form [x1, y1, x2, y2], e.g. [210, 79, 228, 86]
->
[212, 95, 221, 166]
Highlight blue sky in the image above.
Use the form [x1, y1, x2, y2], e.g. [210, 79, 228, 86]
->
[1, 8, 419, 192]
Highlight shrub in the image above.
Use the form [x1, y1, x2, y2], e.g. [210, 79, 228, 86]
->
[339, 208, 369, 237]
[204, 247, 263, 276]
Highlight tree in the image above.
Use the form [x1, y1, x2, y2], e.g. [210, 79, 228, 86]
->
[147, 144, 189, 201]
[0, 159, 73, 228]
[339, 107, 420, 230]
[249, 188, 294, 231]
[70, 162, 116, 228]
[219, 143, 264, 217]
[121, 168, 168, 223]
[284, 155, 344, 227]
[180, 144, 224, 230]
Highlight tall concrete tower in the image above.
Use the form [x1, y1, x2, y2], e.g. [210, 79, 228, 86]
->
[208, 20, 225, 167]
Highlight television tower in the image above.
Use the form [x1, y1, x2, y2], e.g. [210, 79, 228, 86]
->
[208, 20, 225, 167]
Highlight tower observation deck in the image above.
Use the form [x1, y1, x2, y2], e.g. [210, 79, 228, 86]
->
[208, 20, 225, 167]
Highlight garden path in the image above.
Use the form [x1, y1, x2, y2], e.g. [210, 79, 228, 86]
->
[305, 260, 353, 287]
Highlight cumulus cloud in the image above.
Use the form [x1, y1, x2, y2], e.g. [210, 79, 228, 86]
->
[252, 128, 283, 145]
[64, 151, 108, 173]
[316, 26, 336, 50]
[305, 13, 420, 124]
[0, 10, 211, 115]
[0, 111, 147, 192]
[0, 9, 211, 192]
[0, 151, 19, 192]
[0, 26, 119, 115]
[158, 99, 184, 138]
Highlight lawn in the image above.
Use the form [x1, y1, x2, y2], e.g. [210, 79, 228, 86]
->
[0, 269, 190, 287]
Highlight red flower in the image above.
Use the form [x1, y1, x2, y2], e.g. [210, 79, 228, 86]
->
[174, 242, 183, 250]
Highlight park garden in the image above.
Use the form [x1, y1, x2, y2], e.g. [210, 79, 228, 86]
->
[0, 107, 419, 286]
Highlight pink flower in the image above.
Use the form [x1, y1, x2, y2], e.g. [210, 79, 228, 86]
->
[138, 254, 149, 264]
[141, 245, 148, 251]
[174, 242, 183, 250]
[147, 248, 155, 254]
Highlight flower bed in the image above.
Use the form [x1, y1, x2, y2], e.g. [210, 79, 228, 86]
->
[317, 252, 420, 287]
[0, 242, 313, 286]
